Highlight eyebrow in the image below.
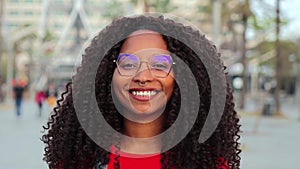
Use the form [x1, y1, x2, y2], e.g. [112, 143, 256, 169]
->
[118, 53, 172, 60]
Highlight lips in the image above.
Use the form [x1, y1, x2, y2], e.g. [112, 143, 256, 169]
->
[129, 88, 160, 101]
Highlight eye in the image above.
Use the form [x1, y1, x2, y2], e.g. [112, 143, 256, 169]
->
[151, 62, 168, 70]
[150, 55, 173, 71]
[119, 62, 138, 70]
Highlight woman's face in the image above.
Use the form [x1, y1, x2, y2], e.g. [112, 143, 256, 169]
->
[112, 30, 175, 123]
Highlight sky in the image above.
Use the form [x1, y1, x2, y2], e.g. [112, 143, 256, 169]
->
[281, 0, 300, 38]
[250, 0, 300, 40]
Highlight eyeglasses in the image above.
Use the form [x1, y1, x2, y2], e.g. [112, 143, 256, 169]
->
[113, 53, 175, 78]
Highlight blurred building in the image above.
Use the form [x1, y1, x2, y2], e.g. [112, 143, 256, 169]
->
[3, 0, 110, 48]
[3, 0, 116, 91]
[3, 0, 216, 59]
[3, 0, 242, 92]
[3, 0, 41, 30]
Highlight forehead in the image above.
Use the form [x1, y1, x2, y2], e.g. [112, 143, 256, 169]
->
[120, 30, 168, 54]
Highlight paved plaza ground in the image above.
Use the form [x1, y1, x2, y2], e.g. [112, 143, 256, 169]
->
[0, 95, 299, 169]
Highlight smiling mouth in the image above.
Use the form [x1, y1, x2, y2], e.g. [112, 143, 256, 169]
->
[129, 89, 159, 98]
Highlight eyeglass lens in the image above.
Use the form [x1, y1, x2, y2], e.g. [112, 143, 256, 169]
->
[117, 53, 173, 77]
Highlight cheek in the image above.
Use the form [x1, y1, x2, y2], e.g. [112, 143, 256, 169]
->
[112, 69, 131, 98]
[112, 69, 122, 95]
[164, 77, 175, 100]
[112, 69, 118, 83]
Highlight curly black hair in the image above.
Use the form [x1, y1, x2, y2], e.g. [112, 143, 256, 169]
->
[42, 15, 241, 169]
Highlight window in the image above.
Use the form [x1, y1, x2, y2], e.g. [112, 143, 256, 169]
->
[24, 11, 34, 16]
[53, 11, 64, 16]
[54, 23, 63, 28]
[53, 0, 64, 4]
[10, 11, 19, 16]
[9, 23, 19, 29]
[10, 0, 19, 3]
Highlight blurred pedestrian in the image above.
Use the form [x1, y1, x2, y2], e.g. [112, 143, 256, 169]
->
[45, 82, 58, 110]
[35, 90, 46, 117]
[13, 79, 26, 117]
[0, 75, 4, 102]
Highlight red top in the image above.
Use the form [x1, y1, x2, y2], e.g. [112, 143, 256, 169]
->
[107, 146, 161, 169]
[107, 146, 229, 169]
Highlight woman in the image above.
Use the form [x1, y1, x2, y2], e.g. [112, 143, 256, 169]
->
[42, 15, 241, 169]
[35, 90, 46, 117]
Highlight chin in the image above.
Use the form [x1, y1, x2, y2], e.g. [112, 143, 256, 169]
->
[123, 106, 165, 123]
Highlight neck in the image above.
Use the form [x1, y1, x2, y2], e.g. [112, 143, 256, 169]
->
[123, 114, 164, 138]
[120, 114, 164, 154]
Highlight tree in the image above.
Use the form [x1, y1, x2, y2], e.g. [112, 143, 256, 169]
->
[0, 0, 4, 76]
[236, 0, 252, 109]
[129, 0, 177, 13]
[101, 0, 127, 19]
[274, 0, 282, 115]
[0, 0, 4, 102]
[196, 0, 253, 109]
[150, 0, 177, 13]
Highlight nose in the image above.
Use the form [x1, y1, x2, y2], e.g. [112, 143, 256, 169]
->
[133, 62, 154, 82]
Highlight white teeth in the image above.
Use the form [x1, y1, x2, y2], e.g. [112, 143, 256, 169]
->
[131, 90, 157, 97]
